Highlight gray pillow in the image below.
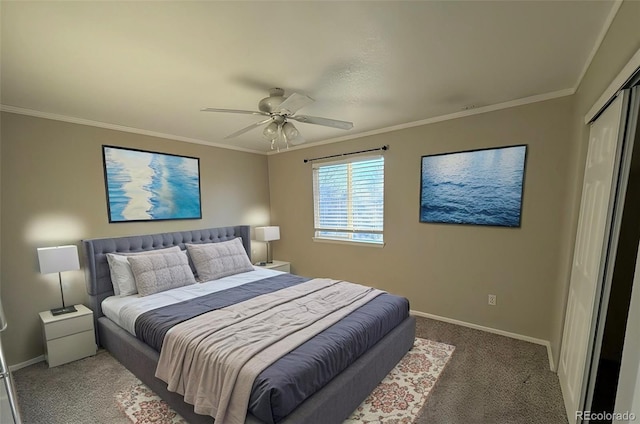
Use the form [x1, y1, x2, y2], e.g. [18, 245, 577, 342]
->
[106, 246, 182, 296]
[127, 251, 196, 297]
[186, 238, 253, 282]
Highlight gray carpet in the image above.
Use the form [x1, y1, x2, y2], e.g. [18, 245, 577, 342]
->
[13, 316, 568, 424]
[416, 318, 567, 424]
[14, 349, 137, 424]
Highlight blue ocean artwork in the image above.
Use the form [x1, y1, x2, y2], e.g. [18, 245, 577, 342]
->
[103, 146, 201, 222]
[420, 145, 526, 227]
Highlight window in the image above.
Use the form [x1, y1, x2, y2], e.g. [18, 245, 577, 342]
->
[312, 155, 384, 245]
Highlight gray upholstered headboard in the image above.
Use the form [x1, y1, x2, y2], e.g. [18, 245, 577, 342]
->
[82, 226, 251, 320]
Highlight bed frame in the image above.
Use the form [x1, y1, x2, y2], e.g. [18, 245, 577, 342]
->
[83, 226, 416, 424]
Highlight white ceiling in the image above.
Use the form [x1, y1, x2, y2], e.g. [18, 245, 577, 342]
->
[0, 1, 617, 154]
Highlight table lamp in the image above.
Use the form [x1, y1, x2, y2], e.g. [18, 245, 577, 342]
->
[37, 245, 80, 316]
[255, 226, 280, 264]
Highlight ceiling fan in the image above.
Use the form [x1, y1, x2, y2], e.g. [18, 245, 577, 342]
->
[201, 88, 354, 150]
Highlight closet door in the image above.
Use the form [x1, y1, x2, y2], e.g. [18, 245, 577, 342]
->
[613, 239, 640, 422]
[612, 87, 640, 423]
[558, 93, 626, 423]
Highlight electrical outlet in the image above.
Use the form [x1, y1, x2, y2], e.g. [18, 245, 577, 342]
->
[488, 294, 497, 306]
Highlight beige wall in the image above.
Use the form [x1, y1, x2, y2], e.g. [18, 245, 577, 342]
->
[549, 0, 640, 366]
[0, 112, 270, 365]
[268, 96, 573, 344]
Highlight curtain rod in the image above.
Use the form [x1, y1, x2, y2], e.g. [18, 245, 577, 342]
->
[303, 145, 388, 163]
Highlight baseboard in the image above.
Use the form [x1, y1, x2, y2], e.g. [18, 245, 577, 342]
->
[9, 355, 44, 372]
[411, 310, 556, 372]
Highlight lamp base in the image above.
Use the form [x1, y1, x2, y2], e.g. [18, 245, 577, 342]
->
[51, 305, 77, 316]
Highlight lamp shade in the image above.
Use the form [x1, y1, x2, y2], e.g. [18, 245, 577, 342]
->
[282, 122, 299, 139]
[255, 226, 280, 242]
[37, 245, 80, 274]
[263, 122, 279, 141]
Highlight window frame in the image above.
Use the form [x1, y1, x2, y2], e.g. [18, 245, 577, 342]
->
[311, 154, 385, 247]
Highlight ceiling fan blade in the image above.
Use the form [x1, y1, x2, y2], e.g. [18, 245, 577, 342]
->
[223, 117, 273, 139]
[274, 93, 314, 115]
[201, 108, 270, 116]
[289, 114, 353, 130]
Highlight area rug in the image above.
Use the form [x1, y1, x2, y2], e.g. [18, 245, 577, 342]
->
[116, 337, 455, 424]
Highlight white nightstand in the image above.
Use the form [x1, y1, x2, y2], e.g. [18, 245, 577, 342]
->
[257, 260, 291, 273]
[39, 304, 96, 367]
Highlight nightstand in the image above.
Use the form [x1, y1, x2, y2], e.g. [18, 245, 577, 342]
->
[258, 260, 291, 273]
[39, 304, 96, 367]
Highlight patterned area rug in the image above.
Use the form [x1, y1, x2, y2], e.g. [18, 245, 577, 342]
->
[116, 338, 455, 424]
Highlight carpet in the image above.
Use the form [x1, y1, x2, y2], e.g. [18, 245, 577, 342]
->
[116, 337, 454, 424]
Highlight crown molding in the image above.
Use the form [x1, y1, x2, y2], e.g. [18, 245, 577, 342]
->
[0, 105, 266, 155]
[267, 88, 575, 155]
[574, 0, 623, 92]
[2, 88, 574, 157]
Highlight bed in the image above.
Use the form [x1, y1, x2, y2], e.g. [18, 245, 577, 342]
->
[83, 225, 416, 424]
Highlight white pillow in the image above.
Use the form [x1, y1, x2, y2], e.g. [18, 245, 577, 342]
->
[186, 238, 253, 282]
[127, 251, 196, 297]
[106, 246, 181, 296]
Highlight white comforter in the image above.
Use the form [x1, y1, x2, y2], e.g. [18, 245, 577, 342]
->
[101, 266, 284, 335]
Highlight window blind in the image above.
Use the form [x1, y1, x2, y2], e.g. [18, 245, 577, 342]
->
[312, 155, 384, 244]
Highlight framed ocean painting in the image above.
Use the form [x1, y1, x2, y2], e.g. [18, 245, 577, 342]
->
[419, 145, 527, 227]
[102, 145, 202, 222]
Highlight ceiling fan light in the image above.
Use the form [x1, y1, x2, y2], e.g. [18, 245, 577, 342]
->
[263, 122, 279, 140]
[282, 122, 299, 139]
